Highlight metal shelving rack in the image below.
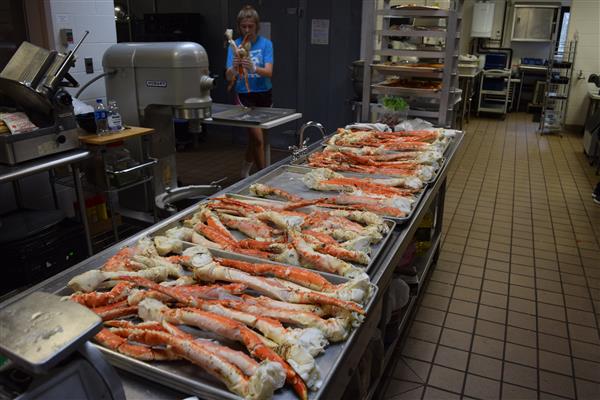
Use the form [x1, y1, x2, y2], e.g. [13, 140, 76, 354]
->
[361, 1, 463, 126]
[539, 40, 577, 135]
[477, 69, 512, 116]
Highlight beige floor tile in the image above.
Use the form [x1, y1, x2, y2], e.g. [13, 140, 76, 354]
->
[422, 386, 460, 400]
[439, 328, 472, 351]
[464, 374, 501, 400]
[539, 370, 576, 399]
[427, 365, 465, 394]
[506, 326, 537, 348]
[409, 321, 442, 343]
[505, 341, 539, 367]
[575, 379, 600, 400]
[383, 379, 423, 399]
[568, 324, 600, 345]
[468, 353, 502, 380]
[503, 361, 538, 389]
[539, 350, 573, 376]
[448, 299, 478, 317]
[434, 345, 469, 371]
[415, 306, 446, 327]
[502, 383, 538, 400]
[401, 338, 437, 362]
[444, 312, 475, 333]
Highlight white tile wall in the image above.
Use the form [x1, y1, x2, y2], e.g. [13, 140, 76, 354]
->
[566, 0, 600, 125]
[44, 0, 117, 104]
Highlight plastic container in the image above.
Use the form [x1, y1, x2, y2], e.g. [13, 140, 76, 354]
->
[94, 99, 108, 134]
[107, 100, 123, 131]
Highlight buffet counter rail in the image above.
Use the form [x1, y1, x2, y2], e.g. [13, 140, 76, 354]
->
[0, 131, 464, 399]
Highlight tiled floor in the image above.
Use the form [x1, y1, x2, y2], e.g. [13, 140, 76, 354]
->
[385, 113, 600, 400]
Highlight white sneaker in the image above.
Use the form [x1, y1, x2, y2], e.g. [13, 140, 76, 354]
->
[241, 161, 253, 178]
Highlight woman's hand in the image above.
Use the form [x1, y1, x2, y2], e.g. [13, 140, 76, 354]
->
[241, 58, 257, 74]
[232, 56, 242, 69]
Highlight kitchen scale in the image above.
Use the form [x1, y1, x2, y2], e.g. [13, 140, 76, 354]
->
[0, 292, 125, 400]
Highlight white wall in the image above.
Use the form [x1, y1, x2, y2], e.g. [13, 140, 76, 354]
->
[43, 0, 117, 105]
[0, 1, 119, 216]
[565, 0, 600, 126]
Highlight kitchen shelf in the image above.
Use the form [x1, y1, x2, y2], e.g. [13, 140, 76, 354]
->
[377, 8, 451, 17]
[481, 89, 508, 95]
[539, 40, 577, 135]
[375, 49, 447, 58]
[361, 0, 463, 127]
[372, 85, 442, 98]
[377, 29, 449, 38]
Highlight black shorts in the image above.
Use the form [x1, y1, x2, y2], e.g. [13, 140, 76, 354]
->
[236, 90, 273, 108]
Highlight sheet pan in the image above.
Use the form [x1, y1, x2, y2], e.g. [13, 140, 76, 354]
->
[233, 165, 425, 224]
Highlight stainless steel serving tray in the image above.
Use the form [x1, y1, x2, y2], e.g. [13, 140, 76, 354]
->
[158, 193, 396, 276]
[55, 239, 378, 400]
[233, 164, 425, 224]
[317, 133, 456, 185]
[97, 281, 379, 400]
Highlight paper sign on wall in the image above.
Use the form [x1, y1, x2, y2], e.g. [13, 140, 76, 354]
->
[260, 22, 271, 40]
[311, 19, 329, 45]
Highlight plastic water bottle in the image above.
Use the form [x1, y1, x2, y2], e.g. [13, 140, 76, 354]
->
[94, 98, 108, 134]
[107, 100, 123, 131]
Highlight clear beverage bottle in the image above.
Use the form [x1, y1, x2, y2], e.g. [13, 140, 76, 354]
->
[107, 99, 123, 131]
[94, 98, 109, 134]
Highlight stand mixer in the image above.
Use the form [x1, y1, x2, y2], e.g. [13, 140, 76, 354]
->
[102, 42, 215, 211]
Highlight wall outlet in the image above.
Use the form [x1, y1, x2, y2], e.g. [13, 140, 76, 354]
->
[84, 58, 94, 74]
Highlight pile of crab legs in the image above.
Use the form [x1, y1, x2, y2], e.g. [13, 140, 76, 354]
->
[67, 236, 372, 400]
[306, 127, 453, 178]
[248, 167, 423, 218]
[170, 196, 392, 279]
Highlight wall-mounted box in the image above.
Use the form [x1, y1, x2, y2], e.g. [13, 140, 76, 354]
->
[511, 5, 558, 42]
[471, 2, 495, 38]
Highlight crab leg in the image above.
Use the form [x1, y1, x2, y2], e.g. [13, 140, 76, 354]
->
[116, 327, 284, 399]
[218, 298, 348, 342]
[199, 208, 238, 242]
[193, 263, 365, 313]
[91, 300, 138, 320]
[94, 328, 178, 361]
[250, 183, 303, 202]
[217, 212, 278, 239]
[69, 282, 133, 308]
[301, 234, 370, 265]
[68, 266, 182, 293]
[290, 232, 367, 280]
[138, 299, 309, 399]
[194, 221, 238, 247]
[215, 257, 337, 291]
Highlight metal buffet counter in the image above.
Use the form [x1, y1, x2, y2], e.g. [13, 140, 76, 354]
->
[0, 130, 464, 399]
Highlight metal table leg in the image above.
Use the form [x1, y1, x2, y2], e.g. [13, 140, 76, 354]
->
[264, 131, 271, 167]
[516, 71, 525, 112]
[465, 78, 472, 124]
[102, 150, 119, 242]
[73, 164, 93, 256]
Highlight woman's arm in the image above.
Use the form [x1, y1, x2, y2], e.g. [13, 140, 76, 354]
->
[255, 63, 273, 78]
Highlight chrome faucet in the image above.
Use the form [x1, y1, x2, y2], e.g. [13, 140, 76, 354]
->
[289, 121, 326, 161]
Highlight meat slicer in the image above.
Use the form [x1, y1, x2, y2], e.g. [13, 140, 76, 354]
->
[102, 42, 215, 210]
[0, 33, 88, 165]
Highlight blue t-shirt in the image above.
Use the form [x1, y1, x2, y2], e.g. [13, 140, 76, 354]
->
[226, 35, 273, 93]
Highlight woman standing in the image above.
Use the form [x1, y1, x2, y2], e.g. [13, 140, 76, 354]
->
[226, 5, 274, 178]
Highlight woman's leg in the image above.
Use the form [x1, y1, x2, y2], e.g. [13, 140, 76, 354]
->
[248, 127, 265, 169]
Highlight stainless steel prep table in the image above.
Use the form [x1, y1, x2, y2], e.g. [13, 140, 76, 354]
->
[203, 103, 302, 166]
[0, 148, 93, 256]
[0, 131, 464, 399]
